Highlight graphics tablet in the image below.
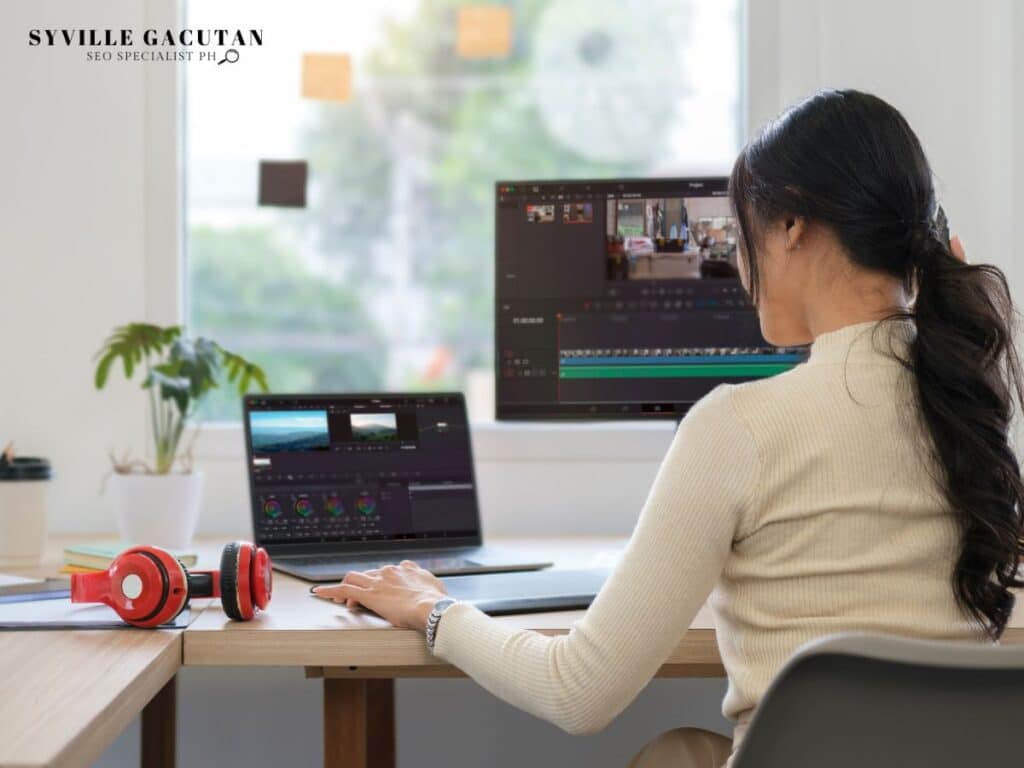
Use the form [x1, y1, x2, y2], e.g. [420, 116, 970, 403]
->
[440, 568, 610, 615]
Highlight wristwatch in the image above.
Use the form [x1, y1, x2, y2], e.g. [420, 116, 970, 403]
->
[424, 597, 457, 651]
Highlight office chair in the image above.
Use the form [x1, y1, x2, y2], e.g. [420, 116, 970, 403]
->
[731, 632, 1024, 768]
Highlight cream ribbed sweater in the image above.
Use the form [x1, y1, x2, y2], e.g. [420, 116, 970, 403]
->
[434, 320, 984, 754]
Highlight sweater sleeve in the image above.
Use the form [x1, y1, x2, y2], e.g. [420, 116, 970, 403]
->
[432, 385, 758, 734]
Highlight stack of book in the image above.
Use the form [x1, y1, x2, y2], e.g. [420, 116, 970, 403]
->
[61, 542, 198, 574]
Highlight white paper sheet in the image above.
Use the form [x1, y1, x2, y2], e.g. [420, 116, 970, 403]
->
[0, 598, 190, 629]
[0, 572, 45, 588]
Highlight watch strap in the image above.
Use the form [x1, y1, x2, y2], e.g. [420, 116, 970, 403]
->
[425, 597, 457, 651]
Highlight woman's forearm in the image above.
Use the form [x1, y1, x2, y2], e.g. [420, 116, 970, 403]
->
[433, 385, 758, 733]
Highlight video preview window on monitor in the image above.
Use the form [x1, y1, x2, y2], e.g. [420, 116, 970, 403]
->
[495, 178, 807, 420]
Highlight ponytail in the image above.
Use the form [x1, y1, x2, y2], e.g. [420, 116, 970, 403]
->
[731, 88, 1024, 638]
[909, 234, 1024, 638]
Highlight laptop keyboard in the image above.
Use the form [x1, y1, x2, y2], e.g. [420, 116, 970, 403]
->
[285, 554, 480, 576]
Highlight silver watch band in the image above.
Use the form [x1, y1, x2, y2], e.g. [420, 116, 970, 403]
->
[425, 597, 457, 651]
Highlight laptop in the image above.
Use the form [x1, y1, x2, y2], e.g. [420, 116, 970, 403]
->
[243, 392, 552, 581]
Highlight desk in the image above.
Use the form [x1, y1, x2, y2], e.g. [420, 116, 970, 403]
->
[0, 540, 201, 768]
[0, 626, 180, 768]
[186, 582, 720, 768]
[5, 536, 1024, 768]
[183, 536, 1024, 768]
[184, 538, 716, 768]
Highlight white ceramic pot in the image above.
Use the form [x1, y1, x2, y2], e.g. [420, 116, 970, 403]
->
[110, 471, 203, 550]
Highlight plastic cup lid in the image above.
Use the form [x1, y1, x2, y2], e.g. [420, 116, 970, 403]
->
[0, 457, 52, 481]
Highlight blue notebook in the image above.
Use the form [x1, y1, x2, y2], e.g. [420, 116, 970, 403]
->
[0, 577, 71, 604]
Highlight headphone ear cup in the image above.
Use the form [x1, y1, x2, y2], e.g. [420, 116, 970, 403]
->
[234, 543, 255, 620]
[219, 541, 243, 621]
[251, 547, 272, 611]
[72, 547, 188, 628]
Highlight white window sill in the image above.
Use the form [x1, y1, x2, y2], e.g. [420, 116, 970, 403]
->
[189, 419, 677, 463]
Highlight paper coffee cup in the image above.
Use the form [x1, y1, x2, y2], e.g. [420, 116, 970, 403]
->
[0, 457, 52, 567]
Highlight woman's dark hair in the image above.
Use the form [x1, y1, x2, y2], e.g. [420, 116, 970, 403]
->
[729, 89, 1024, 639]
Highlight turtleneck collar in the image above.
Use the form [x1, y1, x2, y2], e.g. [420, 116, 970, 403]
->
[805, 317, 915, 366]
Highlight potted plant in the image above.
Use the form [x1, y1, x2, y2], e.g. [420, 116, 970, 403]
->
[95, 323, 268, 549]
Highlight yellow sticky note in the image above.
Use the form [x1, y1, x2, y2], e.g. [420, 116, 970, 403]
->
[301, 53, 352, 103]
[457, 6, 512, 59]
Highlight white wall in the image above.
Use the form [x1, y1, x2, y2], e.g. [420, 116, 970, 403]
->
[0, 0, 150, 531]
[1, 1, 1021, 767]
[747, 0, 1021, 297]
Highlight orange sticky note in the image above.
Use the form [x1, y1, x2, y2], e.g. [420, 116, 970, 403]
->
[456, 6, 512, 59]
[301, 53, 352, 102]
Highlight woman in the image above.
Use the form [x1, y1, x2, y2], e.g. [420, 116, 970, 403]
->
[313, 90, 1024, 768]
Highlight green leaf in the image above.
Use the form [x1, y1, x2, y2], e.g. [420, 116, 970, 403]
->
[219, 347, 271, 394]
[145, 366, 191, 414]
[93, 323, 182, 389]
[168, 336, 220, 402]
[250, 367, 269, 393]
[94, 352, 116, 389]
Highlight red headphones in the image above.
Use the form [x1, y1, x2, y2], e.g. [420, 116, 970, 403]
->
[70, 541, 272, 628]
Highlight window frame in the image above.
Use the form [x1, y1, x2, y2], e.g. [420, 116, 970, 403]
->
[147, 0, 752, 463]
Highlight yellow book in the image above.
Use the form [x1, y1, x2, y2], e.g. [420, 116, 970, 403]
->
[58, 564, 103, 575]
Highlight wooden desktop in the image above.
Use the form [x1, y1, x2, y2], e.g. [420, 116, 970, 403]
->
[0, 536, 1020, 768]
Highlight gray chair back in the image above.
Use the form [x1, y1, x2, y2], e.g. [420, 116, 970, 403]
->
[731, 632, 1024, 768]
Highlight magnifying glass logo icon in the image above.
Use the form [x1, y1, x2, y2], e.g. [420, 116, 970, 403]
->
[217, 48, 240, 65]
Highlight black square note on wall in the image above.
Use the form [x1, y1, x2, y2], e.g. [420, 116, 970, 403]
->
[258, 160, 308, 207]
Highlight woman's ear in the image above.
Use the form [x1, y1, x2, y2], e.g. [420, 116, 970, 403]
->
[784, 216, 807, 251]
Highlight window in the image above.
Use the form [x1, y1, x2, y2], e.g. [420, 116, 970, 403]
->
[185, 0, 743, 421]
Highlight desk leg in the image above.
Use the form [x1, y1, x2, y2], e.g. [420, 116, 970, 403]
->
[141, 674, 176, 768]
[323, 678, 395, 768]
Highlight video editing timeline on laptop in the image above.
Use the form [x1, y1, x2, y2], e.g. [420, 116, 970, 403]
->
[495, 177, 808, 420]
[245, 395, 479, 547]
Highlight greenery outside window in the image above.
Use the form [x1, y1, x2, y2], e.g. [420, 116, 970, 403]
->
[185, 0, 743, 421]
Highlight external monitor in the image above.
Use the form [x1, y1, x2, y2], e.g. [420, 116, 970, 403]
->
[495, 177, 807, 419]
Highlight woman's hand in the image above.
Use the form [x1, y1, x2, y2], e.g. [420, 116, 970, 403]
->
[311, 560, 449, 633]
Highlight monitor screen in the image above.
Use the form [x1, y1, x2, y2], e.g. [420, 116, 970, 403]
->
[244, 394, 480, 549]
[495, 177, 807, 419]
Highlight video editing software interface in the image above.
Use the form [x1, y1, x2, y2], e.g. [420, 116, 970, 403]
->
[246, 395, 479, 547]
[496, 177, 807, 419]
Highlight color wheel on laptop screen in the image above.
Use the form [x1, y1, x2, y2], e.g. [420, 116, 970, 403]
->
[355, 493, 376, 516]
[325, 494, 344, 517]
[295, 497, 314, 518]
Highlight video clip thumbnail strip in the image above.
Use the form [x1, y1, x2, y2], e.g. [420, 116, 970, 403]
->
[558, 346, 805, 380]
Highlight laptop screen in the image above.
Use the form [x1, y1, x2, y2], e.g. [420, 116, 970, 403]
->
[244, 393, 480, 549]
